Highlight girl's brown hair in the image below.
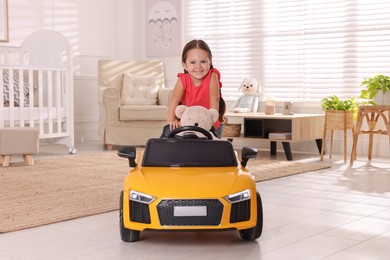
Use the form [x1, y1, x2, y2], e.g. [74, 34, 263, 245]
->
[218, 97, 226, 123]
[182, 39, 213, 72]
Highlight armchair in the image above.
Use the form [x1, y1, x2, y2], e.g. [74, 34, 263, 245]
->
[98, 59, 172, 149]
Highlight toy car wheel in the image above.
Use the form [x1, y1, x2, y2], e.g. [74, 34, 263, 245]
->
[120, 191, 140, 242]
[239, 192, 263, 241]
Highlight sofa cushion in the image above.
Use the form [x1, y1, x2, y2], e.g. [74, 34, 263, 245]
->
[119, 105, 168, 121]
[120, 73, 162, 106]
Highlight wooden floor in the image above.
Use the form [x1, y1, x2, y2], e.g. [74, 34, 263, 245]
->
[1, 142, 390, 260]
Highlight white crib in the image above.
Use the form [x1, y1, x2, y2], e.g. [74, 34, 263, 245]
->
[0, 30, 75, 153]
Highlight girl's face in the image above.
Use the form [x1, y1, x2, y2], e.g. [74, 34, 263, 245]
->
[183, 48, 211, 85]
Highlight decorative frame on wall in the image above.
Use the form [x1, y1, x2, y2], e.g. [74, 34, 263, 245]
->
[145, 0, 181, 57]
[0, 0, 8, 42]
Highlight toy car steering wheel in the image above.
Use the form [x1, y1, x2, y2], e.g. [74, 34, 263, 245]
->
[167, 125, 213, 140]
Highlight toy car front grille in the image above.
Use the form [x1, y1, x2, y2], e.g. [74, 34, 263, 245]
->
[130, 201, 151, 224]
[157, 199, 223, 226]
[230, 200, 251, 223]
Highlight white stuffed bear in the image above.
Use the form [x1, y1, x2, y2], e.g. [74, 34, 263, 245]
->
[175, 105, 219, 138]
[231, 78, 261, 113]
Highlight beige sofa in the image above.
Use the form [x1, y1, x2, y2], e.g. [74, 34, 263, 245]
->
[97, 59, 173, 149]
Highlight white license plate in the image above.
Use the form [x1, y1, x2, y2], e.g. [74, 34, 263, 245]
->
[173, 206, 207, 217]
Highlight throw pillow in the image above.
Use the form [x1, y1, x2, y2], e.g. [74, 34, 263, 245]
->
[121, 73, 162, 106]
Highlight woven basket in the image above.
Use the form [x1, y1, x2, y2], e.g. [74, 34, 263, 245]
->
[325, 110, 354, 130]
[222, 123, 241, 137]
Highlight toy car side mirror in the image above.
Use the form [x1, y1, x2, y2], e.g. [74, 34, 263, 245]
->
[241, 147, 258, 167]
[117, 146, 137, 167]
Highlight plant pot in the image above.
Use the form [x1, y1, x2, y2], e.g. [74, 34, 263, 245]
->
[321, 110, 355, 163]
[325, 110, 354, 130]
[373, 91, 390, 105]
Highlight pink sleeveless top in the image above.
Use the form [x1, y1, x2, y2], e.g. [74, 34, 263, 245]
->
[177, 68, 222, 128]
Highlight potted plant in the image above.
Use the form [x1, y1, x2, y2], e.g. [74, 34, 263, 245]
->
[321, 95, 359, 121]
[359, 74, 390, 105]
[320, 95, 359, 162]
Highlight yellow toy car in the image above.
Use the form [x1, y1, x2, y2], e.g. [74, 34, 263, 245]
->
[118, 126, 263, 242]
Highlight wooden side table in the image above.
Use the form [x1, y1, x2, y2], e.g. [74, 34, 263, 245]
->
[224, 112, 325, 160]
[350, 105, 390, 164]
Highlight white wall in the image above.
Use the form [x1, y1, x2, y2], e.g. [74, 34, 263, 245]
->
[115, 1, 181, 88]
[2, 0, 119, 145]
[1, 0, 388, 159]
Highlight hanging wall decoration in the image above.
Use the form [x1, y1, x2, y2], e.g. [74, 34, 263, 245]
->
[145, 0, 181, 57]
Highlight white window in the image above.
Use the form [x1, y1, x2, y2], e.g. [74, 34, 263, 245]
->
[184, 0, 390, 103]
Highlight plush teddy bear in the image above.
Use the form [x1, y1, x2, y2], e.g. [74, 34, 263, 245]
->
[231, 78, 261, 113]
[175, 105, 219, 139]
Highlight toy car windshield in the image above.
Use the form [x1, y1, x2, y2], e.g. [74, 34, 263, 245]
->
[142, 138, 238, 167]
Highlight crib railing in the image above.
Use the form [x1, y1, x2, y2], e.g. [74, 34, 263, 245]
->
[0, 30, 75, 152]
[1, 66, 74, 151]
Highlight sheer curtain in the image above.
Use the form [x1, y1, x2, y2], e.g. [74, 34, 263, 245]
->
[184, 0, 390, 103]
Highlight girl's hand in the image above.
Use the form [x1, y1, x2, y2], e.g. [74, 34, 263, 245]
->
[168, 119, 181, 130]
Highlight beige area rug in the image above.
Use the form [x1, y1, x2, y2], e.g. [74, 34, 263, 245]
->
[0, 151, 331, 233]
[247, 153, 332, 182]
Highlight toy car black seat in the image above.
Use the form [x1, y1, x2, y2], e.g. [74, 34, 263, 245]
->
[142, 138, 238, 167]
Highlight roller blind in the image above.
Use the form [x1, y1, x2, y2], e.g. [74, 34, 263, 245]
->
[184, 0, 390, 102]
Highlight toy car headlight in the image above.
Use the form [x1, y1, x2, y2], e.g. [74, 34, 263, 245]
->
[225, 189, 251, 203]
[129, 190, 156, 204]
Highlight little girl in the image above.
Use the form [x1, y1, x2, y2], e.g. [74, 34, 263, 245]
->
[167, 39, 225, 137]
